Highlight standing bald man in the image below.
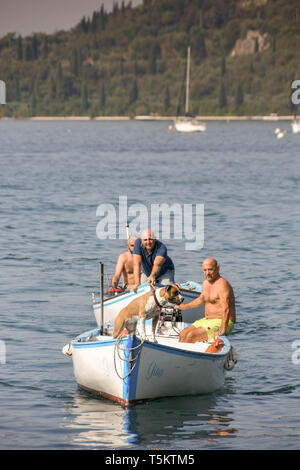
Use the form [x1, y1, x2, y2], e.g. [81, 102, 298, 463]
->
[132, 229, 175, 292]
[177, 258, 236, 342]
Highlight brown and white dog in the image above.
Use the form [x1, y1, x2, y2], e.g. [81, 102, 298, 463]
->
[113, 284, 184, 342]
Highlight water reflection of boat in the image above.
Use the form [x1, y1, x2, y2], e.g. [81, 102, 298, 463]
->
[64, 392, 237, 448]
[291, 117, 300, 134]
[64, 394, 133, 448]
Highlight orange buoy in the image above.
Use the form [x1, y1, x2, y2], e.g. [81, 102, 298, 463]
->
[205, 338, 224, 353]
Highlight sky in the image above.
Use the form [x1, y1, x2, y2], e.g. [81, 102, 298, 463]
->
[0, 0, 142, 38]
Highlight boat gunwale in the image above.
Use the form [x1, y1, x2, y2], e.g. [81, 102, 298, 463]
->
[71, 329, 231, 359]
[92, 283, 202, 308]
[92, 283, 150, 306]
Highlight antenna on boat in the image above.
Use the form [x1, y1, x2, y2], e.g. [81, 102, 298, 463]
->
[99, 262, 104, 335]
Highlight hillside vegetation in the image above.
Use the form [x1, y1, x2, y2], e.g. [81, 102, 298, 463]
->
[0, 0, 300, 118]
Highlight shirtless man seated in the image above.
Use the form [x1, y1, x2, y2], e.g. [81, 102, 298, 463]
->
[111, 236, 137, 291]
[176, 258, 236, 343]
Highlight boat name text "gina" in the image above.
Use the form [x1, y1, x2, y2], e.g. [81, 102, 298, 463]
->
[146, 360, 164, 380]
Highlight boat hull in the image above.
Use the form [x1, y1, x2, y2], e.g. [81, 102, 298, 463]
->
[174, 119, 206, 133]
[70, 329, 232, 407]
[93, 281, 204, 327]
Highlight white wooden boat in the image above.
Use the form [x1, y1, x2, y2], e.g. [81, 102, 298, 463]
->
[92, 280, 204, 327]
[174, 46, 206, 134]
[174, 118, 206, 133]
[63, 324, 237, 407]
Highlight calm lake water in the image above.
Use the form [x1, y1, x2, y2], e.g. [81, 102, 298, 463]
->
[0, 119, 299, 450]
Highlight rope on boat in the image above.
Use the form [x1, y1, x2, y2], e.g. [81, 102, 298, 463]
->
[157, 319, 181, 336]
[113, 334, 145, 380]
[170, 320, 181, 335]
[157, 317, 182, 336]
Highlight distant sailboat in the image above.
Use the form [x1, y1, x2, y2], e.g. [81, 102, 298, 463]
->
[174, 46, 206, 133]
[291, 114, 300, 134]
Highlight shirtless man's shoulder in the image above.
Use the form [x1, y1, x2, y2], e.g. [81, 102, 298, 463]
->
[116, 251, 130, 264]
[202, 276, 234, 304]
[118, 251, 129, 262]
[202, 276, 227, 290]
[123, 251, 133, 266]
[205, 276, 232, 288]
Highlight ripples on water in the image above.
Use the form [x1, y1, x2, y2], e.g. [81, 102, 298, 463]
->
[0, 120, 299, 449]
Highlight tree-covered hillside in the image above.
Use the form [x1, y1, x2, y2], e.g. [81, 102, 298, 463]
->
[1, 0, 300, 118]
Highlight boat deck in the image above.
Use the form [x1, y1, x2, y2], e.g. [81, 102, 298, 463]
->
[154, 334, 218, 354]
[73, 326, 230, 357]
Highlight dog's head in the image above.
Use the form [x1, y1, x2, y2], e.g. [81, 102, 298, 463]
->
[161, 284, 184, 305]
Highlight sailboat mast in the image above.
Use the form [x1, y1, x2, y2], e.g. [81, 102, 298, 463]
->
[185, 46, 191, 115]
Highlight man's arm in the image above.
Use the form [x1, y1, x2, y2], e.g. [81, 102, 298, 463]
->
[111, 254, 126, 288]
[175, 292, 205, 310]
[218, 281, 231, 335]
[132, 254, 142, 292]
[148, 256, 165, 285]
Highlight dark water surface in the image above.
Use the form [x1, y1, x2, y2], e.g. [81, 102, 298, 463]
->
[0, 120, 299, 449]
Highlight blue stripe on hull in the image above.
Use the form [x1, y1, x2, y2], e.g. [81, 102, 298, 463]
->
[122, 335, 142, 403]
[94, 283, 150, 307]
[93, 293, 198, 310]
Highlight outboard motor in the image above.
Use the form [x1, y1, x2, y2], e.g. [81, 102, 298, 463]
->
[160, 306, 182, 323]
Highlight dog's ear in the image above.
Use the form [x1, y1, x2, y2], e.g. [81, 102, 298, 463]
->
[165, 285, 173, 292]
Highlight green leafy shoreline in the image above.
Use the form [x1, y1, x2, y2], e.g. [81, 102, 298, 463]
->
[1, 0, 299, 118]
